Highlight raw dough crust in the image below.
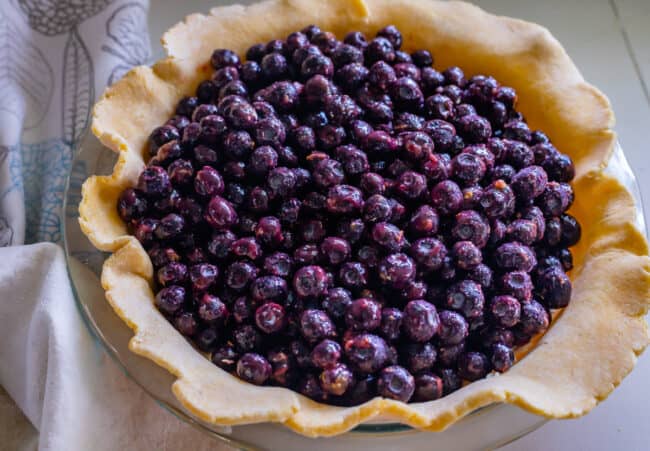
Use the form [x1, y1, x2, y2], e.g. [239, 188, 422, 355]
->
[79, 0, 650, 437]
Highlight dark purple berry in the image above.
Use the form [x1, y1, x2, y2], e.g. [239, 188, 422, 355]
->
[300, 309, 336, 342]
[377, 365, 414, 402]
[344, 333, 389, 373]
[457, 351, 490, 381]
[446, 280, 484, 319]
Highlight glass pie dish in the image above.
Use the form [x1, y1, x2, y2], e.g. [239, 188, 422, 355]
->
[63, 126, 646, 451]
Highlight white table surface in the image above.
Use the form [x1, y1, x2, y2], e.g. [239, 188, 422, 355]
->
[2, 1, 649, 450]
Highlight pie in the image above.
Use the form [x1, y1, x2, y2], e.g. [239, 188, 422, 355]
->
[79, 0, 650, 437]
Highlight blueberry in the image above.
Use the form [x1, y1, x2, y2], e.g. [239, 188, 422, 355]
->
[458, 114, 492, 143]
[542, 152, 575, 183]
[538, 182, 573, 217]
[343, 31, 368, 48]
[413, 372, 443, 401]
[293, 266, 329, 298]
[263, 252, 293, 278]
[365, 37, 395, 63]
[394, 63, 421, 81]
[320, 363, 354, 396]
[255, 302, 286, 334]
[379, 307, 403, 342]
[311, 339, 342, 369]
[325, 185, 364, 215]
[250, 276, 288, 302]
[311, 31, 339, 55]
[137, 166, 172, 198]
[503, 120, 531, 143]
[336, 144, 369, 175]
[189, 263, 218, 292]
[480, 179, 515, 219]
[205, 196, 238, 230]
[301, 53, 334, 79]
[286, 31, 309, 53]
[211, 48, 240, 69]
[249, 146, 278, 176]
[377, 25, 402, 49]
[504, 139, 534, 168]
[174, 311, 198, 336]
[410, 238, 447, 271]
[439, 368, 462, 395]
[345, 298, 382, 331]
[335, 63, 369, 92]
[254, 216, 283, 248]
[491, 343, 514, 372]
[452, 210, 490, 248]
[225, 261, 258, 291]
[560, 214, 581, 247]
[506, 219, 538, 246]
[425, 94, 455, 121]
[377, 365, 414, 402]
[261, 81, 301, 112]
[267, 348, 298, 386]
[537, 266, 572, 308]
[500, 271, 533, 301]
[155, 285, 185, 315]
[344, 333, 389, 373]
[331, 44, 364, 68]
[457, 351, 490, 381]
[176, 96, 199, 117]
[267, 167, 297, 198]
[445, 280, 484, 319]
[396, 170, 427, 199]
[430, 180, 463, 215]
[197, 293, 228, 325]
[320, 237, 352, 266]
[149, 125, 180, 155]
[157, 262, 188, 287]
[261, 52, 288, 80]
[411, 49, 433, 67]
[300, 309, 336, 342]
[452, 240, 482, 270]
[338, 261, 368, 290]
[489, 295, 521, 327]
[401, 300, 439, 342]
[519, 299, 550, 335]
[438, 310, 469, 346]
[294, 244, 321, 266]
[495, 242, 537, 272]
[117, 188, 148, 222]
[312, 158, 344, 189]
[237, 353, 272, 385]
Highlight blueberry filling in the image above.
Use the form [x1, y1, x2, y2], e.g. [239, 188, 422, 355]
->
[119, 24, 579, 406]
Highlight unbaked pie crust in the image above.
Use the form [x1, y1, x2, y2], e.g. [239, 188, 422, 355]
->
[79, 0, 650, 436]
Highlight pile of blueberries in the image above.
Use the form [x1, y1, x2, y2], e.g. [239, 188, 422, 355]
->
[117, 24, 580, 406]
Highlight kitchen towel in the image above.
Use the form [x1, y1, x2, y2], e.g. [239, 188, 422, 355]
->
[0, 1, 226, 449]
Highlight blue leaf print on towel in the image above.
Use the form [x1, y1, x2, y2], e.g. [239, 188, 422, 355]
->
[62, 26, 94, 149]
[16, 139, 72, 243]
[102, 2, 151, 85]
[0, 12, 54, 129]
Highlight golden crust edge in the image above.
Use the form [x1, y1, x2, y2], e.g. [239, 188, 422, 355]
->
[78, 0, 650, 437]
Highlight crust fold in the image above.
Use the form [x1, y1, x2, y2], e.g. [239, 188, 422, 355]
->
[79, 0, 650, 436]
